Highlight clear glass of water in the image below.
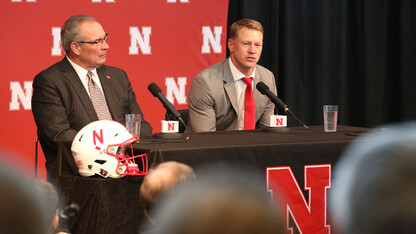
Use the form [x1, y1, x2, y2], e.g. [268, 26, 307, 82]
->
[323, 105, 338, 132]
[125, 114, 141, 137]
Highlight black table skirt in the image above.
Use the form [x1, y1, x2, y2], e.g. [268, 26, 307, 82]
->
[56, 125, 367, 234]
[58, 175, 144, 234]
[134, 125, 367, 188]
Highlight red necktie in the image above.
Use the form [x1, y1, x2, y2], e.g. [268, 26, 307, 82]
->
[242, 77, 255, 130]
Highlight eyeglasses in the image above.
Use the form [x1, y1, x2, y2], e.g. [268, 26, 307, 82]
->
[77, 33, 108, 45]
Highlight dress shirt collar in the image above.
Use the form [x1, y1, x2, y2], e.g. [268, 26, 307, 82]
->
[228, 58, 256, 82]
[67, 56, 98, 80]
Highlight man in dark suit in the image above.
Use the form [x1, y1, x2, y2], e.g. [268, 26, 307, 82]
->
[188, 19, 277, 132]
[32, 15, 152, 180]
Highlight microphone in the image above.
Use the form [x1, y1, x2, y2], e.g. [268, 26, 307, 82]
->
[256, 82, 290, 114]
[256, 82, 309, 129]
[147, 82, 187, 127]
[56, 203, 80, 233]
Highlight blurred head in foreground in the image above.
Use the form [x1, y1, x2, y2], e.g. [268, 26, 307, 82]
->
[32, 179, 61, 234]
[140, 161, 195, 223]
[0, 162, 48, 234]
[151, 164, 285, 234]
[330, 121, 416, 234]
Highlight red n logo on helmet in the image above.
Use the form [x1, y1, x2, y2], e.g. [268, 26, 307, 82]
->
[267, 164, 331, 234]
[93, 129, 104, 146]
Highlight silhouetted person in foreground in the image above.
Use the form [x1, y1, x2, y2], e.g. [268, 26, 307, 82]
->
[150, 164, 285, 234]
[330, 121, 416, 234]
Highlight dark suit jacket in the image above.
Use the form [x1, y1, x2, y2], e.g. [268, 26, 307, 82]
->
[188, 58, 277, 132]
[32, 57, 152, 180]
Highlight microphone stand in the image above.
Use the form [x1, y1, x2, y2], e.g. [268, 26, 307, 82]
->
[152, 112, 189, 141]
[283, 108, 324, 133]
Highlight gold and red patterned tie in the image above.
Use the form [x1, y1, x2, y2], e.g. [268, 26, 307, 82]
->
[87, 71, 112, 120]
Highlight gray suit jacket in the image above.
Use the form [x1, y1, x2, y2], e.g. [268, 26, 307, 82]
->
[32, 57, 152, 179]
[188, 58, 277, 132]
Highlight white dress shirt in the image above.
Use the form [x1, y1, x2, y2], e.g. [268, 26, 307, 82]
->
[67, 56, 105, 96]
[228, 59, 256, 130]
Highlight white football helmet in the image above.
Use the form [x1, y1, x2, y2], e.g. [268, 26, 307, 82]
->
[71, 120, 148, 178]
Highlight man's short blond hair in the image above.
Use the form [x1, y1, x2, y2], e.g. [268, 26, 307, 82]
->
[229, 19, 264, 40]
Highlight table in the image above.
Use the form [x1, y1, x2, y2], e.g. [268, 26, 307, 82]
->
[59, 175, 144, 234]
[135, 125, 366, 183]
[55, 143, 145, 234]
[57, 125, 367, 234]
[133, 125, 368, 234]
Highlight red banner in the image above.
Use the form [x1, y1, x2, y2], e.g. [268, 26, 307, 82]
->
[0, 0, 228, 177]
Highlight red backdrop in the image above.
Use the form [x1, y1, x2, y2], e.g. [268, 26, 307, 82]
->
[0, 0, 228, 178]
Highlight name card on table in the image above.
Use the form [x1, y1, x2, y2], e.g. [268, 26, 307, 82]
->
[161, 120, 179, 133]
[270, 115, 287, 127]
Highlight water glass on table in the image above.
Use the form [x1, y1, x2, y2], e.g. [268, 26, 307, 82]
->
[126, 114, 141, 137]
[323, 105, 338, 132]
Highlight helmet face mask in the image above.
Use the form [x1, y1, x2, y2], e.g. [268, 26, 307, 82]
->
[71, 120, 148, 178]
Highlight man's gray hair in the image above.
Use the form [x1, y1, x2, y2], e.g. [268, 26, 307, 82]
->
[60, 15, 97, 54]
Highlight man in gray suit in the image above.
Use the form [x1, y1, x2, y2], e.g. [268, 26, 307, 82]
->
[188, 19, 277, 132]
[32, 15, 152, 180]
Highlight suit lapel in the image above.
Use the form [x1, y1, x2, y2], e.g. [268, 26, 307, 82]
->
[253, 68, 267, 121]
[253, 68, 263, 119]
[59, 58, 98, 120]
[222, 58, 239, 113]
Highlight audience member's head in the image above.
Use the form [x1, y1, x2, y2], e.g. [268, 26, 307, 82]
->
[151, 164, 285, 234]
[32, 179, 61, 234]
[0, 162, 48, 234]
[140, 161, 195, 222]
[330, 121, 416, 234]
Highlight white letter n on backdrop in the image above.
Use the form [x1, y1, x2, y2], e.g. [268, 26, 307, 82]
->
[51, 27, 62, 56]
[201, 26, 222, 54]
[129, 26, 152, 55]
[10, 81, 32, 111]
[165, 77, 187, 105]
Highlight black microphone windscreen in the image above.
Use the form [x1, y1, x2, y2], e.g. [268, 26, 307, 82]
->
[148, 82, 162, 97]
[256, 82, 269, 94]
[65, 203, 80, 218]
